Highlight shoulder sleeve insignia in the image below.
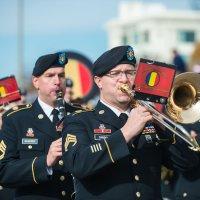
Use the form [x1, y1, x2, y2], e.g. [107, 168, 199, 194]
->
[0, 140, 6, 160]
[6, 104, 32, 117]
[64, 134, 77, 152]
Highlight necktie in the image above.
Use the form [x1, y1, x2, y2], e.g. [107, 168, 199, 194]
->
[51, 109, 60, 126]
[119, 113, 128, 127]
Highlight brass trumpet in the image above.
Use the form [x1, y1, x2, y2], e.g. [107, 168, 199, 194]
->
[119, 78, 200, 152]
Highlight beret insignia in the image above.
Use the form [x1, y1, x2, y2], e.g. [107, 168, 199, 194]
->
[126, 46, 134, 61]
[58, 52, 67, 65]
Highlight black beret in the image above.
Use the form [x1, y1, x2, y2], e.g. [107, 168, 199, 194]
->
[93, 45, 136, 76]
[32, 52, 68, 76]
[66, 78, 73, 87]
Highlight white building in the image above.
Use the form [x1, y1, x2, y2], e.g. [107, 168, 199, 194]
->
[106, 1, 200, 63]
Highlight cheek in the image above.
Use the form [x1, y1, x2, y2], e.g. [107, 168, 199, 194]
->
[130, 78, 135, 86]
[38, 82, 52, 94]
[60, 79, 66, 88]
[108, 83, 119, 95]
[39, 86, 48, 94]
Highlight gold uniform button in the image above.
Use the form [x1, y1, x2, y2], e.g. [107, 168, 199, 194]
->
[133, 159, 138, 165]
[0, 185, 3, 190]
[136, 191, 141, 198]
[28, 145, 32, 149]
[183, 192, 187, 197]
[60, 176, 65, 181]
[59, 160, 64, 166]
[135, 175, 139, 181]
[61, 191, 66, 196]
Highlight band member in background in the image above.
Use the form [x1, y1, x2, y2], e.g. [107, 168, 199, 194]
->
[0, 107, 3, 130]
[0, 107, 14, 200]
[0, 52, 82, 200]
[19, 88, 28, 104]
[172, 49, 187, 74]
[173, 122, 200, 200]
[61, 45, 199, 200]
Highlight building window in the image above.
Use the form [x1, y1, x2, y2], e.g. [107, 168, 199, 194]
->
[178, 30, 195, 42]
[122, 35, 128, 45]
[143, 30, 149, 43]
[133, 32, 139, 44]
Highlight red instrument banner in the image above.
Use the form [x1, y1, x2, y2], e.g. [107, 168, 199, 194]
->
[0, 76, 21, 105]
[134, 58, 176, 104]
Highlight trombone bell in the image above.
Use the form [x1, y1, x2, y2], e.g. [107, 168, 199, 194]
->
[166, 72, 200, 124]
[119, 83, 200, 152]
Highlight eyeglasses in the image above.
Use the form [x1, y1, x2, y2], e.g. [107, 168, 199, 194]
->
[105, 70, 136, 79]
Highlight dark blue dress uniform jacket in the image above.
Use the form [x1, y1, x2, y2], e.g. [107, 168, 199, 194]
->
[174, 121, 200, 200]
[0, 99, 79, 200]
[62, 101, 199, 200]
[0, 131, 15, 200]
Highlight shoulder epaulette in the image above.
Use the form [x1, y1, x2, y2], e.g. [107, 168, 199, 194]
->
[70, 103, 93, 112]
[5, 104, 32, 117]
[72, 108, 93, 116]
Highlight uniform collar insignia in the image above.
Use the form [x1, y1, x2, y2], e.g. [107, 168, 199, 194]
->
[99, 110, 105, 115]
[38, 114, 44, 119]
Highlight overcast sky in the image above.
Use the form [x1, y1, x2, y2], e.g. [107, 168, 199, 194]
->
[0, 0, 193, 81]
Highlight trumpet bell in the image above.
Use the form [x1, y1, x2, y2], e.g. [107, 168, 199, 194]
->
[167, 72, 200, 124]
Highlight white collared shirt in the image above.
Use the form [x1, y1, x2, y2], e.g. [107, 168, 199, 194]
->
[100, 99, 130, 117]
[38, 97, 55, 122]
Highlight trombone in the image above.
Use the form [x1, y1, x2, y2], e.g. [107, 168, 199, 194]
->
[119, 73, 200, 152]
